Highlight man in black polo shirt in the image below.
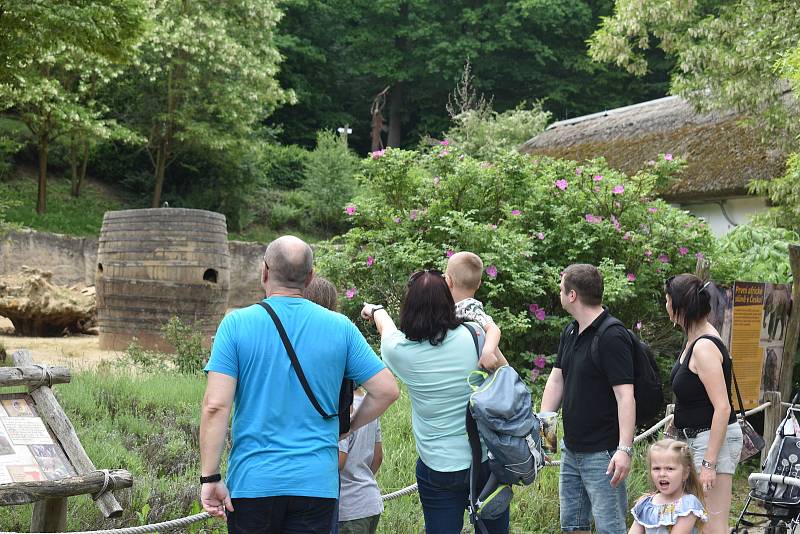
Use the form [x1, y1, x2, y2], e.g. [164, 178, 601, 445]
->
[541, 264, 635, 534]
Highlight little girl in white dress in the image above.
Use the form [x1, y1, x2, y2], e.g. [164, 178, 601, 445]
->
[630, 439, 708, 534]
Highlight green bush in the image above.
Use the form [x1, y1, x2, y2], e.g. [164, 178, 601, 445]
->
[297, 131, 360, 234]
[263, 143, 309, 189]
[124, 317, 209, 375]
[750, 152, 800, 234]
[316, 145, 714, 370]
[711, 222, 800, 284]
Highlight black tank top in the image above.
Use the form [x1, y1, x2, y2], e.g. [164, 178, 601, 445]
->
[670, 335, 736, 429]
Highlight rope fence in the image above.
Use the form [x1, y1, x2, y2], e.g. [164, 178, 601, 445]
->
[1, 402, 773, 534]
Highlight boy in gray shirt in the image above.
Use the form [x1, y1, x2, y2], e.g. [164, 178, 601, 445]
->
[338, 390, 383, 534]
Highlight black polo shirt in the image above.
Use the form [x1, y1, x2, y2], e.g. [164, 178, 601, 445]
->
[555, 309, 634, 452]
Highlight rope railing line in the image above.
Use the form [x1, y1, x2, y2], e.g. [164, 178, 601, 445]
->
[0, 403, 768, 534]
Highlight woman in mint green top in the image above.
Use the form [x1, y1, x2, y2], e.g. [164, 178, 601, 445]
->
[362, 270, 509, 534]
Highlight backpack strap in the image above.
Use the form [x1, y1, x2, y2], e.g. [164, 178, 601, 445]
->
[589, 315, 629, 368]
[257, 301, 336, 420]
[463, 322, 490, 534]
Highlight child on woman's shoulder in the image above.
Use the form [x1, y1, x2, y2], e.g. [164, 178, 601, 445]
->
[445, 251, 503, 370]
[629, 438, 707, 534]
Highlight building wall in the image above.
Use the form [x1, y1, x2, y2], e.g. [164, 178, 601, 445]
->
[673, 196, 769, 237]
[0, 229, 266, 308]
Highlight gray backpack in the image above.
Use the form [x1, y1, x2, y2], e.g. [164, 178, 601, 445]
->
[463, 324, 545, 530]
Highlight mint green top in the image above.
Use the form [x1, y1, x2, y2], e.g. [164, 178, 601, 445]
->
[381, 324, 483, 472]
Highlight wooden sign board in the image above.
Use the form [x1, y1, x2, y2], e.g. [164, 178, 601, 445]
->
[0, 393, 76, 484]
[728, 281, 792, 409]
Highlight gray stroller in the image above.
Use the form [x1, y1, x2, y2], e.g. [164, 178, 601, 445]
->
[733, 393, 800, 534]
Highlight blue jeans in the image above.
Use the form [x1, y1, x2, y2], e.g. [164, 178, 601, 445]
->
[227, 496, 336, 534]
[559, 443, 627, 534]
[415, 458, 510, 534]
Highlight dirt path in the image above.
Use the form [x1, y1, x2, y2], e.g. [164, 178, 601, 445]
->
[0, 317, 124, 369]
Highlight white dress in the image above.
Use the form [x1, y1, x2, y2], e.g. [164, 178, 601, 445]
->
[630, 493, 707, 534]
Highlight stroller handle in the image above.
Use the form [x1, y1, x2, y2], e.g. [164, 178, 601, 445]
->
[749, 473, 800, 489]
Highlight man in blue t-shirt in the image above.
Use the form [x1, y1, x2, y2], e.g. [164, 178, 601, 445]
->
[199, 236, 398, 534]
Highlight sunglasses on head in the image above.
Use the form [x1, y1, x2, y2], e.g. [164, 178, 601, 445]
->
[407, 269, 444, 285]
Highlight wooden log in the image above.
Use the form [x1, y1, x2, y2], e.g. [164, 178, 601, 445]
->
[0, 469, 132, 506]
[31, 498, 67, 532]
[779, 245, 800, 402]
[761, 390, 782, 465]
[11, 349, 125, 518]
[0, 365, 70, 388]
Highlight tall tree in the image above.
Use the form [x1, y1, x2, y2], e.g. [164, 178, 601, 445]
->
[0, 1, 147, 213]
[110, 0, 292, 207]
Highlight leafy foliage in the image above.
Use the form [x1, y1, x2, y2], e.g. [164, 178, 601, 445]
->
[711, 223, 800, 285]
[316, 145, 713, 370]
[124, 317, 209, 375]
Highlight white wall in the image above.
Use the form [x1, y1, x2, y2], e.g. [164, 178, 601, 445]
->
[673, 196, 768, 237]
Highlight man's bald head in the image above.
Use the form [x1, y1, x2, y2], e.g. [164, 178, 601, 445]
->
[263, 236, 313, 291]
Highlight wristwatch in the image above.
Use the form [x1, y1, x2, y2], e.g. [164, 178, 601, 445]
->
[617, 445, 634, 457]
[200, 473, 222, 484]
[701, 459, 717, 471]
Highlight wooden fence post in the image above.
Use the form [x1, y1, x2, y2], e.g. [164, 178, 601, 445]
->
[31, 498, 67, 533]
[778, 244, 800, 402]
[761, 390, 782, 465]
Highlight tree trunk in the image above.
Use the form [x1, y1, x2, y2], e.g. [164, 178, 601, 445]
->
[75, 139, 89, 198]
[387, 82, 404, 147]
[69, 133, 79, 197]
[36, 134, 49, 214]
[151, 139, 167, 208]
[151, 66, 175, 208]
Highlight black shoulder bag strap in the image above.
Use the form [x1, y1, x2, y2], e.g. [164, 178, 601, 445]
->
[258, 301, 336, 420]
[589, 315, 625, 368]
[462, 322, 490, 534]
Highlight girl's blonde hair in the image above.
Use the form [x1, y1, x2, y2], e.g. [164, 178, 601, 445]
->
[303, 276, 338, 312]
[648, 438, 705, 509]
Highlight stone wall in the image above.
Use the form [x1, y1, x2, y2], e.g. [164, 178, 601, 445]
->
[0, 229, 265, 308]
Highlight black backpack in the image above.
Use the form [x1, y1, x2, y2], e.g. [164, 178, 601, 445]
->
[258, 301, 354, 434]
[561, 315, 663, 426]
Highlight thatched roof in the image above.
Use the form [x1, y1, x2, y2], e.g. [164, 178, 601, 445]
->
[520, 96, 789, 201]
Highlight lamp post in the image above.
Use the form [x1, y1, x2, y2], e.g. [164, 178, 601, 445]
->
[337, 125, 352, 146]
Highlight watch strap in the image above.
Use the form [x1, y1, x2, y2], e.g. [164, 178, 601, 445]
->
[200, 473, 222, 484]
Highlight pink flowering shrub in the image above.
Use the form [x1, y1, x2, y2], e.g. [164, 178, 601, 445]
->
[316, 145, 712, 372]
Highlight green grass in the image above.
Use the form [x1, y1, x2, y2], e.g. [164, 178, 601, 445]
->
[0, 174, 124, 237]
[0, 367, 755, 532]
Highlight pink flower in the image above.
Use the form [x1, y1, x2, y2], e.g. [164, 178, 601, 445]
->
[678, 247, 689, 256]
[593, 174, 603, 182]
[611, 215, 621, 232]
[534, 355, 547, 369]
[489, 223, 497, 230]
[664, 153, 673, 161]
[658, 254, 670, 264]
[409, 209, 418, 221]
[486, 265, 498, 278]
[648, 207, 658, 213]
[585, 214, 602, 224]
[366, 256, 374, 267]
[555, 179, 568, 190]
[393, 216, 401, 223]
[626, 273, 636, 282]
[439, 150, 450, 157]
[345, 204, 357, 216]
[433, 176, 441, 186]
[622, 231, 632, 241]
[575, 167, 583, 176]
[480, 161, 493, 169]
[647, 160, 656, 166]
[537, 232, 545, 240]
[635, 321, 643, 331]
[529, 303, 540, 313]
[695, 252, 705, 260]
[370, 149, 385, 159]
[593, 186, 601, 192]
[644, 249, 653, 257]
[440, 139, 449, 146]
[530, 368, 540, 382]
[612, 185, 625, 195]
[511, 209, 522, 216]
[345, 288, 357, 299]
[446, 249, 455, 258]
[534, 309, 546, 321]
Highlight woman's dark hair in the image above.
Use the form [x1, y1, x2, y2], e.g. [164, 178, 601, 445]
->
[664, 273, 712, 331]
[400, 271, 461, 345]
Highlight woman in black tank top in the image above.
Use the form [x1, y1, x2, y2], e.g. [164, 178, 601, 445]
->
[665, 274, 743, 534]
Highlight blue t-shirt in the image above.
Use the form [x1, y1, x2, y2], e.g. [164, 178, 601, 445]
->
[204, 296, 385, 498]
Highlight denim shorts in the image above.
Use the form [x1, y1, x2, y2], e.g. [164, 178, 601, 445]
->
[686, 421, 743, 475]
[558, 442, 627, 534]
